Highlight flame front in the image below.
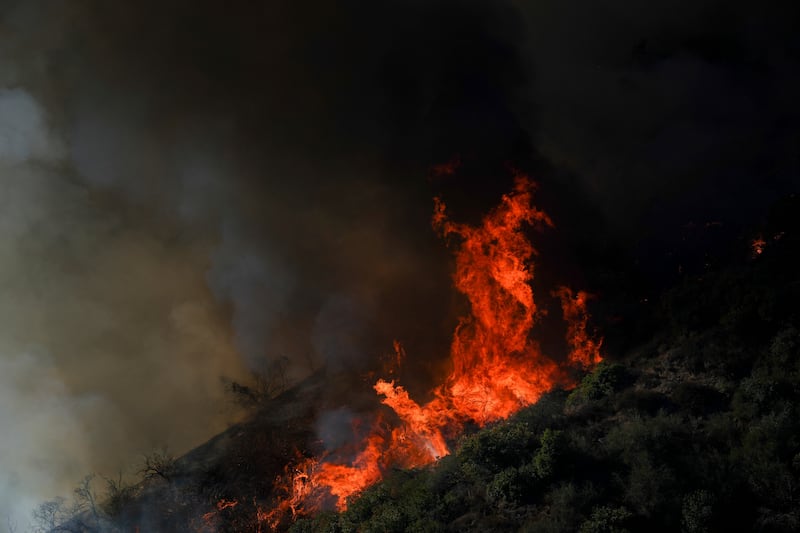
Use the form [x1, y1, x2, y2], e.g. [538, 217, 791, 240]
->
[428, 175, 559, 425]
[265, 174, 602, 525]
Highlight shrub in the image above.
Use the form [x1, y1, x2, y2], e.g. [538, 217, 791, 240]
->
[623, 456, 675, 518]
[681, 490, 713, 533]
[486, 467, 530, 506]
[521, 482, 598, 533]
[567, 363, 632, 410]
[457, 421, 537, 470]
[532, 428, 564, 479]
[579, 505, 632, 533]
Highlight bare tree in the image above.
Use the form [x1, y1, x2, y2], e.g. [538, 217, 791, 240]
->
[139, 449, 178, 484]
[31, 497, 67, 533]
[101, 473, 136, 519]
[31, 473, 134, 533]
[226, 355, 290, 407]
[73, 475, 100, 524]
[32, 476, 105, 533]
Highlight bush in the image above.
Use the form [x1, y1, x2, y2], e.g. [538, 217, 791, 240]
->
[521, 482, 598, 533]
[579, 505, 632, 533]
[457, 421, 537, 470]
[567, 363, 632, 410]
[681, 490, 713, 533]
[486, 467, 531, 506]
[101, 473, 137, 518]
[532, 428, 564, 479]
[623, 456, 675, 518]
[290, 512, 341, 533]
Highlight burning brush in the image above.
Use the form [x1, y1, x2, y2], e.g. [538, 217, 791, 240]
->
[257, 174, 602, 529]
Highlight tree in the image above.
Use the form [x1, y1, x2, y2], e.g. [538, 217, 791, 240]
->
[32, 498, 70, 533]
[101, 473, 137, 519]
[225, 356, 290, 408]
[140, 449, 179, 484]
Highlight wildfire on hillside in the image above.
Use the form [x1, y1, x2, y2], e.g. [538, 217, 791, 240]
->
[257, 173, 603, 529]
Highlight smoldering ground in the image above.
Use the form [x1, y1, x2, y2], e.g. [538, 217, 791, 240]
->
[0, 0, 798, 528]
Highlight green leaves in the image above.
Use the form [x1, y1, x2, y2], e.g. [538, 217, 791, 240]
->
[566, 363, 632, 411]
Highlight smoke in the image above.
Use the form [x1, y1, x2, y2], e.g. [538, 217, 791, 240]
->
[0, 0, 797, 527]
[511, 0, 800, 238]
[0, 0, 470, 524]
[0, 352, 96, 531]
[0, 87, 249, 527]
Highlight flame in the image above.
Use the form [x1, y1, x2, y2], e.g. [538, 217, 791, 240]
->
[217, 498, 239, 511]
[196, 498, 241, 532]
[556, 287, 603, 368]
[312, 433, 384, 510]
[426, 176, 559, 425]
[751, 235, 767, 257]
[265, 174, 602, 526]
[262, 457, 316, 529]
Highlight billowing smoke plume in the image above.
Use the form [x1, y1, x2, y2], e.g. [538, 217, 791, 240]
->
[0, 0, 797, 528]
[0, 87, 250, 527]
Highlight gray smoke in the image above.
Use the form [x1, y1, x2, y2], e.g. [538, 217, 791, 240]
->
[0, 87, 250, 527]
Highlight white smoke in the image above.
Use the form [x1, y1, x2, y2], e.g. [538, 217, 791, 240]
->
[0, 88, 249, 529]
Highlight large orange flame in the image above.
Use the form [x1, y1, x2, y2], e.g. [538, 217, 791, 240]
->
[427, 175, 559, 425]
[264, 174, 602, 526]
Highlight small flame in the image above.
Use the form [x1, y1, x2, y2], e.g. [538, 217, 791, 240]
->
[197, 498, 241, 531]
[752, 235, 767, 257]
[217, 498, 239, 511]
[262, 458, 317, 529]
[556, 287, 603, 369]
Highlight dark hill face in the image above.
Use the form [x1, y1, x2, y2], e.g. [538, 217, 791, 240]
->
[41, 199, 800, 532]
[142, 371, 343, 532]
[286, 210, 800, 533]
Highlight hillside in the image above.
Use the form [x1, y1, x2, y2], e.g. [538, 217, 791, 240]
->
[289, 204, 800, 532]
[32, 197, 800, 533]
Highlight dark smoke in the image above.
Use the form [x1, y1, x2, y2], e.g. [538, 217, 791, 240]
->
[0, 0, 798, 527]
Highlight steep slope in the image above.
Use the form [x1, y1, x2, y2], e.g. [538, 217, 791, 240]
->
[289, 204, 800, 533]
[39, 197, 800, 533]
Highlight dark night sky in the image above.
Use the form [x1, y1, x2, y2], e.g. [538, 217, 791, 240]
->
[0, 0, 798, 525]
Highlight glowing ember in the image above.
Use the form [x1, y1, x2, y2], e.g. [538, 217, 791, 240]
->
[217, 498, 239, 511]
[197, 498, 241, 531]
[751, 235, 767, 257]
[429, 155, 461, 179]
[265, 174, 602, 526]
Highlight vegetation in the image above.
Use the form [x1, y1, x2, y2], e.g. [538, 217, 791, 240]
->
[291, 226, 800, 533]
[27, 203, 800, 532]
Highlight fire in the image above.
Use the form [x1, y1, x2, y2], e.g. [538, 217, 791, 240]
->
[197, 499, 240, 532]
[751, 235, 767, 256]
[311, 433, 384, 509]
[426, 176, 559, 425]
[556, 287, 603, 368]
[264, 173, 602, 526]
[262, 456, 317, 529]
[217, 498, 239, 511]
